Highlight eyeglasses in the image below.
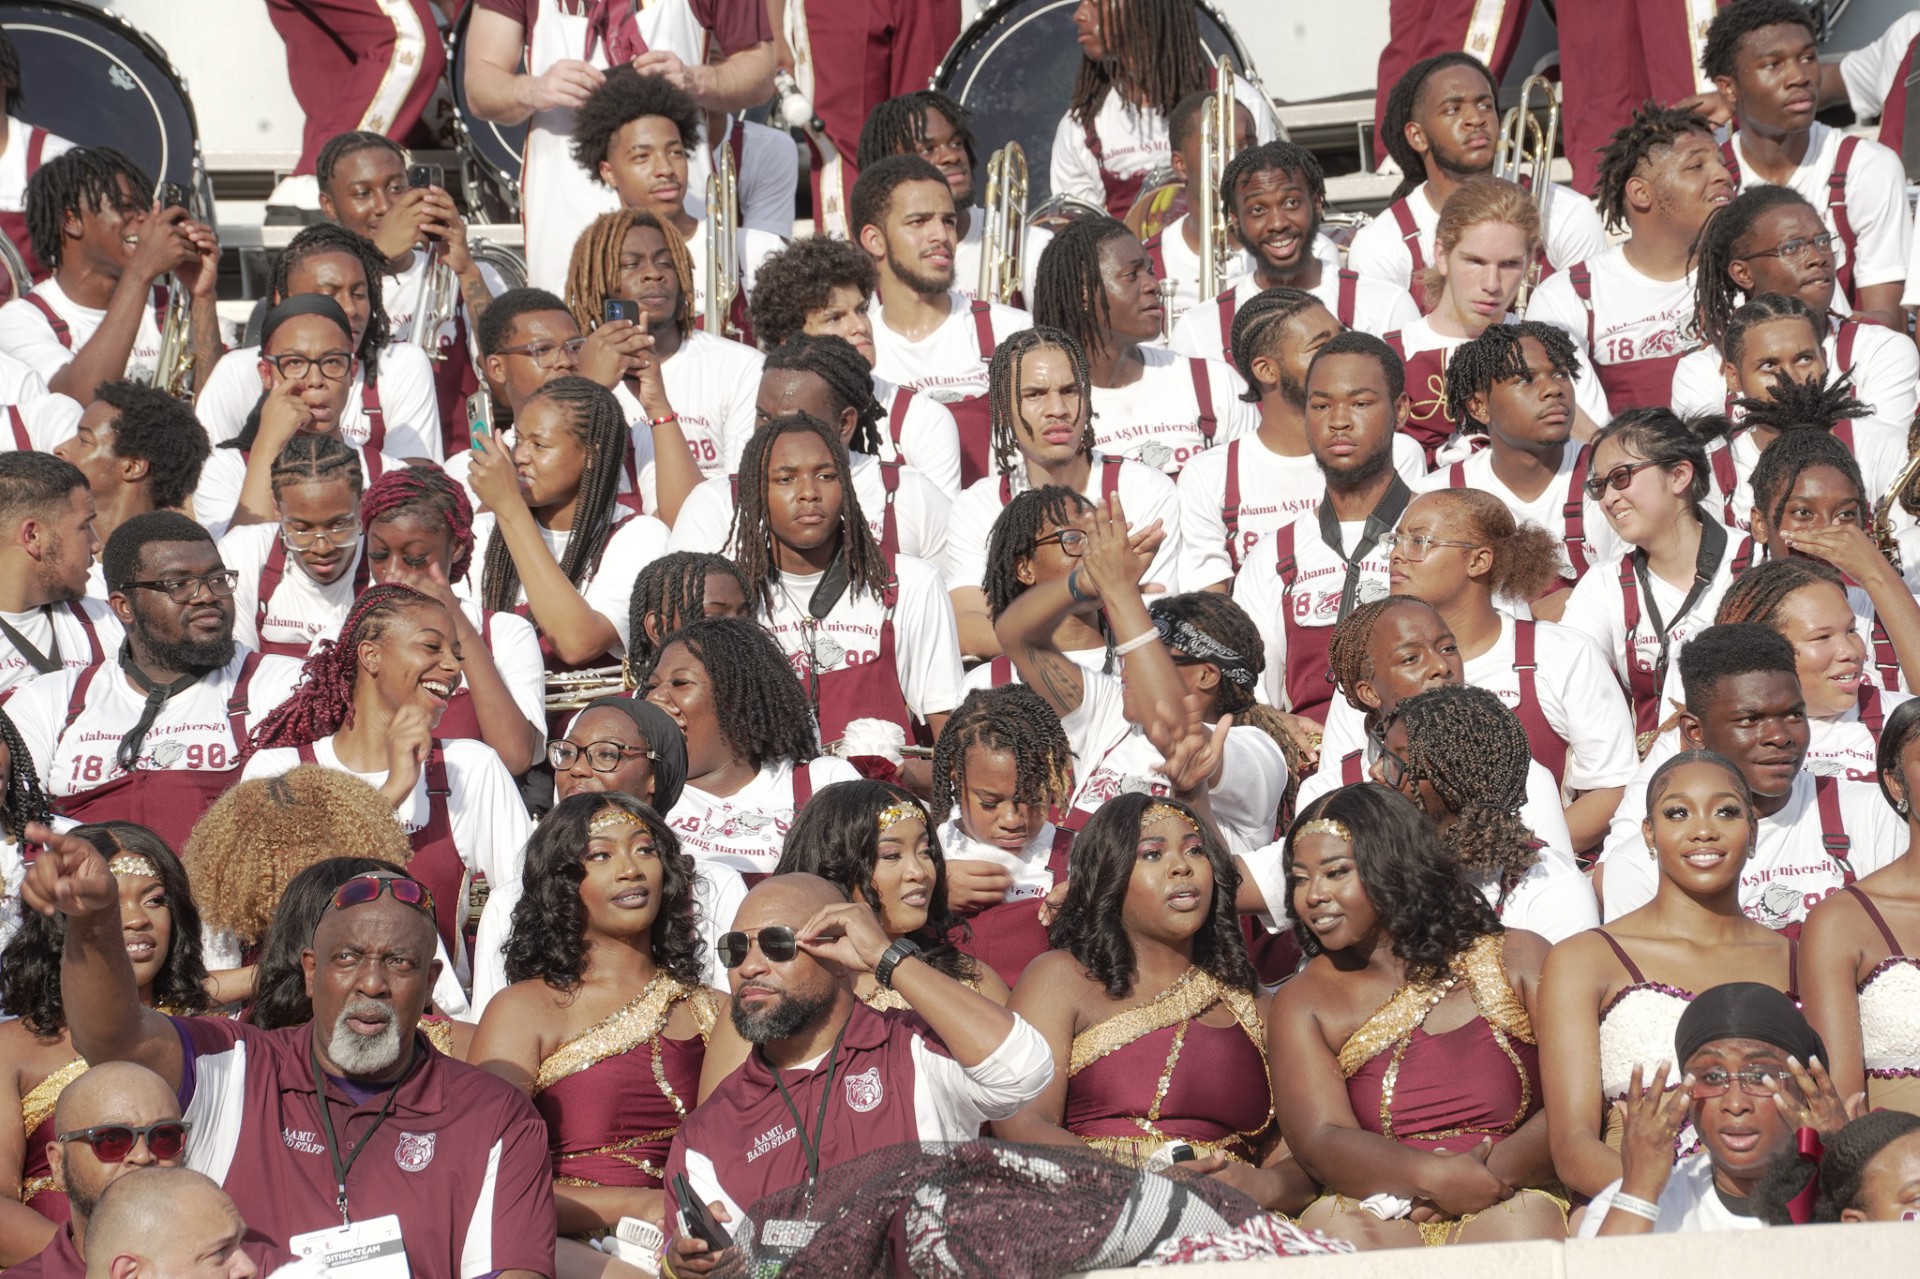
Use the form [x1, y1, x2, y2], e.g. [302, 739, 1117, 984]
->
[1370, 726, 1410, 789]
[281, 520, 360, 550]
[56, 1121, 191, 1162]
[328, 874, 436, 919]
[1742, 232, 1834, 263]
[1690, 1067, 1795, 1098]
[121, 570, 240, 604]
[716, 926, 800, 969]
[266, 352, 355, 381]
[1032, 529, 1089, 557]
[497, 337, 586, 369]
[1583, 458, 1678, 501]
[1381, 532, 1482, 562]
[548, 739, 658, 772]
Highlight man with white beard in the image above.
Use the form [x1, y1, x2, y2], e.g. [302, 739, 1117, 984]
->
[22, 851, 556, 1279]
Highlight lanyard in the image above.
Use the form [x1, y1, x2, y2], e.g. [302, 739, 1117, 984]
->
[0, 607, 60, 676]
[761, 1019, 849, 1193]
[1632, 516, 1727, 692]
[310, 1038, 405, 1226]
[1316, 476, 1412, 621]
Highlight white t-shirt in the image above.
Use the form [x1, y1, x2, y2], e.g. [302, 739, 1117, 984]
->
[0, 349, 82, 452]
[0, 599, 123, 697]
[874, 378, 963, 496]
[1688, 422, 1910, 535]
[870, 292, 1029, 403]
[194, 343, 442, 461]
[1086, 346, 1255, 472]
[614, 328, 765, 488]
[754, 553, 962, 725]
[1345, 179, 1608, 297]
[1047, 79, 1278, 211]
[1390, 314, 1611, 461]
[665, 755, 863, 876]
[0, 278, 163, 385]
[1579, 1154, 1766, 1236]
[240, 735, 532, 1015]
[945, 452, 1181, 594]
[1727, 122, 1911, 299]
[683, 221, 785, 333]
[666, 452, 952, 575]
[937, 816, 1061, 900]
[1840, 12, 1920, 121]
[1417, 445, 1622, 579]
[0, 117, 75, 216]
[951, 204, 1052, 307]
[1669, 317, 1920, 438]
[1177, 431, 1427, 589]
[1167, 268, 1421, 365]
[467, 508, 670, 657]
[218, 523, 363, 653]
[1525, 243, 1696, 387]
[1232, 508, 1398, 712]
[193, 443, 411, 544]
[1558, 532, 1746, 700]
[1147, 213, 1255, 338]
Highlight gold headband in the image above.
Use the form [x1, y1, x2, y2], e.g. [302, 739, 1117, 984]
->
[1142, 802, 1199, 836]
[1295, 818, 1353, 844]
[109, 853, 159, 878]
[589, 807, 646, 838]
[876, 802, 924, 836]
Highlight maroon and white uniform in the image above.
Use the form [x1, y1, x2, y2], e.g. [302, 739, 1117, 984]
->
[0, 598, 119, 698]
[1049, 78, 1278, 220]
[1843, 11, 1920, 161]
[0, 278, 163, 386]
[195, 343, 443, 460]
[1345, 180, 1606, 308]
[0, 117, 74, 293]
[1167, 268, 1420, 365]
[664, 755, 863, 879]
[945, 453, 1181, 595]
[1526, 244, 1696, 413]
[268, 0, 443, 178]
[1669, 315, 1919, 439]
[869, 292, 1029, 488]
[1417, 444, 1621, 584]
[1086, 347, 1256, 473]
[1370, 0, 1529, 166]
[0, 350, 82, 454]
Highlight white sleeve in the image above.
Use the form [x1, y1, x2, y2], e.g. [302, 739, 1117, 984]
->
[1523, 762, 1578, 858]
[1124, 464, 1182, 594]
[1343, 216, 1414, 293]
[1231, 534, 1287, 708]
[0, 299, 75, 381]
[482, 610, 548, 732]
[719, 363, 762, 477]
[941, 483, 997, 592]
[2, 670, 72, 786]
[191, 451, 245, 543]
[1504, 861, 1601, 945]
[375, 348, 445, 462]
[895, 560, 965, 721]
[237, 745, 299, 783]
[1669, 349, 1727, 419]
[1522, 271, 1588, 349]
[1573, 349, 1610, 427]
[195, 348, 263, 445]
[1206, 360, 1258, 443]
[1176, 453, 1234, 589]
[1316, 697, 1369, 773]
[692, 863, 748, 987]
[1841, 141, 1912, 291]
[1841, 14, 1920, 121]
[1047, 112, 1106, 211]
[678, 1149, 745, 1233]
[1597, 806, 1660, 922]
[1557, 562, 1628, 682]
[1237, 839, 1291, 932]
[16, 392, 82, 452]
[1207, 727, 1287, 854]
[899, 394, 963, 496]
[737, 119, 799, 240]
[1165, 303, 1215, 362]
[1369, 285, 1424, 337]
[1544, 190, 1609, 269]
[452, 744, 535, 1018]
[1540, 626, 1640, 791]
[584, 515, 671, 654]
[897, 469, 952, 578]
[908, 1014, 1055, 1136]
[1391, 433, 1428, 483]
[1059, 669, 1132, 768]
[664, 479, 737, 555]
[1852, 324, 1920, 427]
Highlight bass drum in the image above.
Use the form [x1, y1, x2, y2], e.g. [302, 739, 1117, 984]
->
[448, 0, 525, 224]
[933, 0, 1253, 207]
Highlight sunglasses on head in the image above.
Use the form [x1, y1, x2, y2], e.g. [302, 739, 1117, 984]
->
[329, 875, 435, 919]
[57, 1120, 191, 1162]
[716, 926, 800, 969]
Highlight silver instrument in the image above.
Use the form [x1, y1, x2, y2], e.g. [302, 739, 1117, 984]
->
[1492, 73, 1560, 313]
[1196, 53, 1237, 302]
[704, 135, 740, 340]
[415, 242, 460, 362]
[544, 665, 635, 715]
[977, 141, 1029, 305]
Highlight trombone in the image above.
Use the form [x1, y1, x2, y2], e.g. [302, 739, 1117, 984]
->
[544, 664, 636, 715]
[704, 138, 740, 340]
[977, 141, 1028, 305]
[1196, 53, 1238, 302]
[1493, 73, 1559, 313]
[415, 241, 459, 361]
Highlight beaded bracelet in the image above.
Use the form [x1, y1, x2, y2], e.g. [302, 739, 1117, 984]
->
[649, 412, 679, 428]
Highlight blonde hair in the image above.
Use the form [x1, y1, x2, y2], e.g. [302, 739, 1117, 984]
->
[563, 208, 696, 339]
[1420, 175, 1542, 307]
[184, 766, 412, 943]
[1424, 488, 1565, 605]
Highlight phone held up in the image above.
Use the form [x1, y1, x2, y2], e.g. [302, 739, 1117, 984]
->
[604, 298, 639, 326]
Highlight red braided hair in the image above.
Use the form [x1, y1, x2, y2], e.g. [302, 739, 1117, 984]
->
[359, 464, 476, 583]
[250, 584, 441, 750]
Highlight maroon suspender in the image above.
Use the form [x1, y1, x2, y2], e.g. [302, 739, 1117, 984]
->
[1509, 620, 1570, 781]
[1339, 750, 1362, 785]
[1188, 356, 1216, 444]
[1389, 200, 1425, 275]
[1710, 446, 1741, 524]
[790, 761, 815, 809]
[1869, 611, 1901, 690]
[1099, 456, 1124, 500]
[1835, 319, 1860, 374]
[65, 601, 102, 667]
[886, 385, 915, 450]
[988, 655, 1012, 686]
[1562, 443, 1593, 579]
[1858, 684, 1886, 736]
[25, 293, 69, 348]
[1334, 269, 1357, 327]
[1828, 136, 1862, 305]
[876, 460, 903, 555]
[1216, 290, 1236, 356]
[969, 300, 995, 359]
[1570, 261, 1596, 348]
[6, 406, 29, 451]
[1812, 775, 1856, 886]
[362, 375, 386, 455]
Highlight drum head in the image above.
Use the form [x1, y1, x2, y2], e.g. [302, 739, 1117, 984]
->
[934, 0, 1250, 206]
[451, 0, 525, 219]
[0, 0, 199, 191]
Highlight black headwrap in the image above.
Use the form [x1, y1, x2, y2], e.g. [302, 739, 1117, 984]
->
[1675, 982, 1826, 1066]
[567, 695, 689, 814]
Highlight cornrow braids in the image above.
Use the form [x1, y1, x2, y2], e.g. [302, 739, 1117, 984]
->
[26, 146, 151, 272]
[1423, 489, 1565, 605]
[315, 131, 404, 192]
[747, 235, 877, 350]
[1443, 321, 1582, 432]
[564, 208, 695, 338]
[1747, 426, 1868, 546]
[855, 90, 978, 172]
[626, 551, 748, 670]
[480, 376, 629, 614]
[1380, 52, 1497, 202]
[983, 486, 1098, 620]
[1031, 215, 1132, 366]
[1066, 0, 1208, 128]
[270, 222, 391, 376]
[764, 334, 885, 455]
[1594, 101, 1717, 234]
[1701, 0, 1816, 83]
[1721, 291, 1821, 369]
[1734, 367, 1870, 438]
[361, 464, 475, 583]
[0, 705, 51, 841]
[1393, 683, 1539, 890]
[1220, 141, 1325, 225]
[728, 412, 890, 616]
[250, 585, 441, 750]
[1327, 595, 1420, 713]
[986, 326, 1096, 478]
[930, 684, 1076, 828]
[642, 616, 818, 769]
[1715, 556, 1845, 629]
[1228, 286, 1322, 403]
[1689, 186, 1815, 348]
[269, 431, 363, 502]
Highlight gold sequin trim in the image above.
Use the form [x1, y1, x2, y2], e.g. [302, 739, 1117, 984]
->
[1082, 1134, 1250, 1167]
[19, 1056, 85, 1149]
[861, 985, 911, 1011]
[20, 1174, 56, 1202]
[532, 974, 699, 1095]
[1337, 935, 1531, 1079]
[420, 1020, 457, 1056]
[1068, 968, 1266, 1076]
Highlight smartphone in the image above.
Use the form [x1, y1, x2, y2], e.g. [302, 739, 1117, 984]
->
[1144, 1140, 1197, 1172]
[670, 1174, 732, 1251]
[603, 298, 639, 326]
[406, 163, 443, 191]
[465, 392, 491, 444]
[156, 181, 189, 213]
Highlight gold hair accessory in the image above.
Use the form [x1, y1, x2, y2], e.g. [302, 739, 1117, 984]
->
[589, 807, 646, 838]
[876, 802, 925, 836]
[1295, 818, 1353, 844]
[1143, 802, 1200, 835]
[108, 854, 159, 878]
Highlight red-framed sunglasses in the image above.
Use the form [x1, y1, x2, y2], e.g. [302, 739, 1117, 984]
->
[329, 875, 435, 919]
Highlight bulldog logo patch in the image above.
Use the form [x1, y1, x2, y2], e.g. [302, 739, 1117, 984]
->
[843, 1067, 884, 1113]
[394, 1131, 436, 1172]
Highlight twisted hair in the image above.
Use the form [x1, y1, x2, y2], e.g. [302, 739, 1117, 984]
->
[642, 616, 818, 770]
[1067, 0, 1208, 127]
[1422, 175, 1539, 307]
[1722, 291, 1822, 370]
[569, 67, 701, 176]
[747, 236, 877, 350]
[91, 380, 211, 510]
[1148, 591, 1287, 732]
[1049, 793, 1253, 998]
[774, 780, 977, 981]
[856, 90, 978, 173]
[983, 486, 1097, 619]
[315, 131, 404, 192]
[25, 146, 151, 271]
[1747, 411, 1868, 540]
[626, 551, 749, 671]
[1735, 364, 1867, 437]
[1327, 595, 1429, 713]
[248, 857, 411, 1029]
[1442, 319, 1581, 432]
[185, 767, 412, 944]
[1286, 784, 1500, 981]
[1702, 0, 1817, 83]
[1419, 489, 1564, 604]
[0, 705, 50, 842]
[1391, 685, 1538, 890]
[1876, 698, 1920, 815]
[1716, 556, 1846, 630]
[929, 685, 1075, 828]
[1228, 287, 1322, 402]
[565, 208, 695, 337]
[1594, 101, 1717, 235]
[765, 334, 885, 455]
[504, 793, 704, 989]
[270, 222, 391, 375]
[1031, 216, 1133, 364]
[728, 412, 889, 614]
[1754, 1110, 1920, 1225]
[249, 585, 443, 750]
[361, 464, 475, 583]
[986, 326, 1095, 477]
[1589, 408, 1714, 507]
[480, 376, 628, 614]
[269, 431, 363, 503]
[1380, 53, 1497, 201]
[1689, 187, 1817, 348]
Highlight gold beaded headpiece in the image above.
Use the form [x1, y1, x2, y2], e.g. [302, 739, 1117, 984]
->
[108, 853, 159, 878]
[1294, 818, 1353, 844]
[876, 802, 925, 836]
[589, 807, 646, 838]
[1142, 802, 1199, 835]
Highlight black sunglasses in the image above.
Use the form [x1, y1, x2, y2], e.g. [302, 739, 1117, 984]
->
[56, 1120, 191, 1162]
[716, 926, 799, 969]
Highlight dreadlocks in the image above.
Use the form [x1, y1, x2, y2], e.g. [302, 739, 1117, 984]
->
[856, 90, 978, 172]
[643, 616, 818, 769]
[361, 464, 475, 582]
[728, 412, 890, 615]
[1442, 321, 1583, 432]
[1701, 0, 1816, 83]
[564, 208, 695, 337]
[1747, 425, 1868, 545]
[983, 486, 1097, 619]
[1030, 216, 1132, 365]
[986, 326, 1096, 478]
[627, 551, 749, 671]
[479, 376, 629, 614]
[1594, 101, 1718, 234]
[1721, 291, 1822, 370]
[1220, 141, 1325, 225]
[764, 334, 885, 455]
[0, 29, 23, 115]
[1689, 186, 1816, 348]
[269, 431, 364, 503]
[1148, 592, 1300, 786]
[26, 146, 151, 272]
[747, 236, 877, 350]
[250, 585, 442, 749]
[1228, 286, 1322, 403]
[0, 705, 50, 841]
[315, 131, 404, 193]
[929, 684, 1075, 828]
[1735, 368, 1870, 439]
[1715, 556, 1847, 629]
[1391, 683, 1539, 890]
[1379, 52, 1497, 201]
[1420, 489, 1565, 605]
[1326, 595, 1428, 713]
[270, 222, 391, 374]
[1066, 0, 1208, 128]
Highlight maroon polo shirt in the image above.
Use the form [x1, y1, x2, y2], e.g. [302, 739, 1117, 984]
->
[7, 1220, 296, 1279]
[170, 1017, 555, 1279]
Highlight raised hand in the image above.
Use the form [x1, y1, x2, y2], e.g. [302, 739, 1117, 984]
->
[20, 823, 116, 918]
[794, 901, 895, 974]
[1615, 1062, 1692, 1199]
[943, 859, 1015, 913]
[526, 59, 603, 112]
[1763, 1054, 1867, 1135]
[466, 431, 524, 516]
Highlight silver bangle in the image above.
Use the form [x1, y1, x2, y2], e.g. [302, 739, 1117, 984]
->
[1608, 1192, 1661, 1222]
[1111, 629, 1159, 658]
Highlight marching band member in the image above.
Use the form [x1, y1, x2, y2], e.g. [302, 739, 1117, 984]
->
[218, 434, 367, 657]
[0, 30, 74, 288]
[1144, 89, 1256, 334]
[1369, 0, 1528, 170]
[51, 381, 207, 594]
[0, 453, 116, 696]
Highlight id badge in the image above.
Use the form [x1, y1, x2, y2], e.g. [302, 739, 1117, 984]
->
[750, 1218, 819, 1278]
[290, 1214, 411, 1279]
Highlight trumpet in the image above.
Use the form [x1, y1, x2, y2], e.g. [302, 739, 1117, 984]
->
[544, 664, 635, 715]
[704, 138, 740, 340]
[415, 242, 459, 362]
[1493, 73, 1559, 313]
[1196, 53, 1238, 302]
[1871, 413, 1920, 574]
[977, 141, 1028, 305]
